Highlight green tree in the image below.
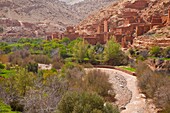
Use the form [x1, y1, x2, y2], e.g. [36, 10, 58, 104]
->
[2, 46, 11, 54]
[87, 46, 96, 63]
[72, 39, 89, 63]
[2, 68, 35, 97]
[103, 38, 127, 65]
[0, 68, 35, 112]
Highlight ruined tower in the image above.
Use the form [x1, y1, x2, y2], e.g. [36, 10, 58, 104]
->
[168, 8, 170, 24]
[97, 25, 101, 34]
[104, 19, 109, 32]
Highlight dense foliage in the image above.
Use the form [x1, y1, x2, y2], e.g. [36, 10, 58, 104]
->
[0, 38, 119, 113]
[129, 46, 170, 61]
[0, 38, 127, 66]
[0, 37, 170, 113]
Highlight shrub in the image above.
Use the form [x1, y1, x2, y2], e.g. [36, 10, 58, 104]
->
[0, 27, 3, 33]
[52, 55, 64, 69]
[2, 46, 11, 54]
[0, 55, 9, 63]
[61, 62, 84, 89]
[0, 63, 5, 69]
[149, 46, 161, 57]
[163, 46, 170, 58]
[136, 62, 170, 111]
[129, 48, 135, 56]
[0, 101, 19, 113]
[8, 50, 32, 66]
[32, 55, 51, 64]
[27, 62, 38, 73]
[84, 70, 113, 97]
[57, 91, 119, 113]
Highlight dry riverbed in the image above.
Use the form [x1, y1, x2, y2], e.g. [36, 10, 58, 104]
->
[87, 68, 157, 113]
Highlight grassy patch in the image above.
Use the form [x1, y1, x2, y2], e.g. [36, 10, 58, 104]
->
[149, 57, 170, 61]
[0, 101, 20, 113]
[0, 69, 15, 78]
[152, 33, 164, 38]
[116, 66, 136, 72]
[160, 58, 170, 61]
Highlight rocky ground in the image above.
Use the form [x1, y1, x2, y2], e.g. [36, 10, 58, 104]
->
[108, 70, 132, 108]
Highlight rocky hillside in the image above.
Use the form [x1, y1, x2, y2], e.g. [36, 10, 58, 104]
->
[59, 0, 84, 5]
[78, 0, 170, 27]
[132, 0, 170, 48]
[0, 0, 117, 32]
[71, 0, 117, 21]
[77, 0, 170, 48]
[0, 0, 80, 32]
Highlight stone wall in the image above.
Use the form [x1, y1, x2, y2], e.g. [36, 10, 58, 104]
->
[151, 15, 162, 24]
[125, 0, 148, 10]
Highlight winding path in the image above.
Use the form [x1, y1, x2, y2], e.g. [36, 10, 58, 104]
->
[88, 68, 157, 113]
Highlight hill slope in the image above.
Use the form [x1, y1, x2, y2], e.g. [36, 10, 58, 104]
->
[0, 0, 80, 31]
[0, 0, 117, 32]
[77, 0, 170, 48]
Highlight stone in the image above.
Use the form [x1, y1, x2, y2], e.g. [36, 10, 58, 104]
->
[120, 106, 126, 110]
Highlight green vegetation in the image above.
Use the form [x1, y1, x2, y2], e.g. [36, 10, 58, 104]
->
[149, 46, 161, 57]
[160, 58, 170, 61]
[0, 37, 121, 113]
[149, 57, 170, 61]
[0, 63, 5, 69]
[1, 37, 169, 113]
[57, 91, 119, 113]
[104, 38, 128, 65]
[116, 66, 136, 72]
[0, 69, 14, 78]
[0, 65, 118, 112]
[0, 63, 15, 78]
[0, 101, 19, 113]
[0, 38, 127, 66]
[129, 46, 170, 61]
[71, 39, 89, 63]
